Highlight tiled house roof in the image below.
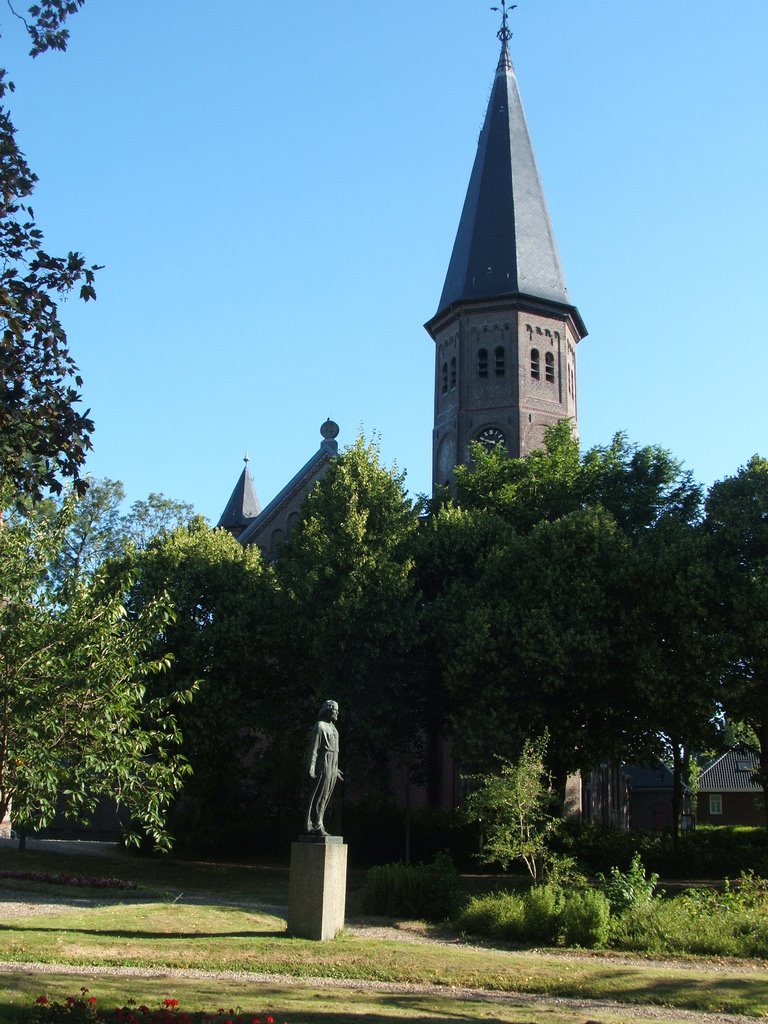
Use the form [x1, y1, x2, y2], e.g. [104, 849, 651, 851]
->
[698, 745, 761, 793]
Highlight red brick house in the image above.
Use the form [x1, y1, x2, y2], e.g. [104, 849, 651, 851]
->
[697, 746, 765, 826]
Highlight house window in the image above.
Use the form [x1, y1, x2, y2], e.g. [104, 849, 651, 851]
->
[494, 345, 505, 376]
[450, 356, 457, 390]
[441, 362, 448, 395]
[477, 348, 488, 379]
[709, 793, 723, 816]
[545, 351, 555, 383]
[530, 348, 540, 380]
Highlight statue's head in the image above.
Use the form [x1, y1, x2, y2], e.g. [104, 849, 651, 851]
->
[320, 699, 339, 721]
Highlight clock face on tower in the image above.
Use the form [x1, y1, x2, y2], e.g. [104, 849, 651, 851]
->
[477, 427, 506, 452]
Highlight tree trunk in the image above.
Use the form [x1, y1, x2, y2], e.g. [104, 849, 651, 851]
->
[671, 740, 683, 852]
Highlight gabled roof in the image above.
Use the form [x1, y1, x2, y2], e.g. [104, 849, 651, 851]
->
[217, 458, 261, 532]
[698, 745, 761, 793]
[624, 763, 677, 792]
[435, 38, 570, 318]
[237, 420, 339, 548]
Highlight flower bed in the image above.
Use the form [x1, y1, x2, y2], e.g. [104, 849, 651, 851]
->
[26, 992, 286, 1024]
[0, 869, 136, 890]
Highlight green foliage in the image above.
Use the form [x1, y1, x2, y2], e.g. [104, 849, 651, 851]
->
[360, 852, 461, 922]
[609, 877, 768, 958]
[560, 888, 611, 948]
[464, 735, 560, 882]
[457, 891, 525, 940]
[597, 853, 658, 915]
[428, 421, 713, 790]
[460, 883, 605, 948]
[0, 0, 99, 501]
[123, 518, 281, 850]
[705, 455, 768, 822]
[558, 822, 768, 879]
[0, 500, 193, 850]
[521, 883, 560, 944]
[276, 436, 423, 795]
[456, 421, 701, 536]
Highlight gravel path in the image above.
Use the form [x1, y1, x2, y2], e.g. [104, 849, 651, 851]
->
[0, 895, 763, 1024]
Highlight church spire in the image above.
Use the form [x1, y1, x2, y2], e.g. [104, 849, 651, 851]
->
[435, 5, 574, 317]
[425, 10, 587, 487]
[217, 453, 262, 537]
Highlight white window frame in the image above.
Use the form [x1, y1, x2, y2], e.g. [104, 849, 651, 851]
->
[709, 793, 723, 816]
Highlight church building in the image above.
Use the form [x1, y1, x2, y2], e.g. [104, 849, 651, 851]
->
[219, 4, 586, 547]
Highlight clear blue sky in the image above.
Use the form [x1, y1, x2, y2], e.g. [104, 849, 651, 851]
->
[5, 1, 767, 520]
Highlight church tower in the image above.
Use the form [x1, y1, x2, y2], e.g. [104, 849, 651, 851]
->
[425, 5, 587, 491]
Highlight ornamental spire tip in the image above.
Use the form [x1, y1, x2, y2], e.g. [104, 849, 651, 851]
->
[491, 1, 516, 69]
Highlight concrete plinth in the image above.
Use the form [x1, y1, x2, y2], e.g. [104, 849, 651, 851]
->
[287, 836, 347, 941]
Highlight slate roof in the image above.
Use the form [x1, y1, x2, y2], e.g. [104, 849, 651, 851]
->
[624, 763, 677, 792]
[217, 460, 261, 531]
[436, 38, 571, 317]
[698, 745, 761, 793]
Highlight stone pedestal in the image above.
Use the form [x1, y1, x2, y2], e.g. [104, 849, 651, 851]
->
[287, 836, 347, 941]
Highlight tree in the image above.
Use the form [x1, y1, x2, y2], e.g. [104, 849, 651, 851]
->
[434, 504, 640, 784]
[47, 479, 194, 586]
[629, 518, 720, 842]
[0, 499, 193, 849]
[275, 437, 423, 801]
[1, 1, 99, 501]
[464, 734, 560, 883]
[427, 422, 708, 808]
[456, 421, 700, 537]
[704, 455, 768, 824]
[124, 518, 280, 851]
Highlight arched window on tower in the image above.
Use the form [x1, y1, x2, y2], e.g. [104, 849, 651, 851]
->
[450, 356, 457, 390]
[441, 362, 448, 395]
[545, 351, 555, 383]
[477, 348, 488, 379]
[530, 348, 540, 380]
[494, 345, 505, 376]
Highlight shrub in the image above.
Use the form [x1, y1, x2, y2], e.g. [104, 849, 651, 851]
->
[457, 891, 525, 940]
[521, 884, 560, 944]
[558, 822, 768, 879]
[561, 889, 610, 948]
[608, 873, 768, 958]
[360, 851, 461, 922]
[598, 853, 658, 914]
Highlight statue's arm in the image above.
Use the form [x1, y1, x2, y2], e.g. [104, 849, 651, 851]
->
[307, 724, 321, 779]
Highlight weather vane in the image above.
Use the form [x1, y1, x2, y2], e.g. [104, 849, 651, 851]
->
[491, 0, 516, 46]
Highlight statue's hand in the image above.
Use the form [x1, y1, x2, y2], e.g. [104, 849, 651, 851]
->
[337, 770, 344, 781]
[309, 768, 316, 779]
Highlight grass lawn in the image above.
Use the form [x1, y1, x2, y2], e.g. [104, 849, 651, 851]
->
[0, 847, 766, 1022]
[0, 971, 734, 1024]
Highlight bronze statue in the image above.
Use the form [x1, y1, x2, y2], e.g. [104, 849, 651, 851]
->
[305, 699, 343, 836]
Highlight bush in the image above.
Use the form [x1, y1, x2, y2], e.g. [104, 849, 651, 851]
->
[360, 851, 461, 922]
[458, 891, 525, 940]
[521, 884, 560, 944]
[561, 889, 610, 948]
[608, 872, 768, 958]
[557, 822, 768, 879]
[598, 853, 658, 914]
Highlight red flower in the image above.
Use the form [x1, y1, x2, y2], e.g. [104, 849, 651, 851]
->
[35, 996, 49, 1006]
[88, 997, 97, 1005]
[266, 1017, 274, 1024]
[162, 1000, 179, 1009]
